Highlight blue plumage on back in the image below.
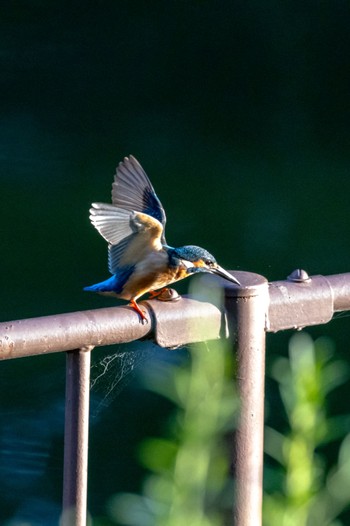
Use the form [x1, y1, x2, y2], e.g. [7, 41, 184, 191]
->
[84, 266, 134, 295]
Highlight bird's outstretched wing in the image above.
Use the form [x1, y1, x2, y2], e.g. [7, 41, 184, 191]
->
[112, 155, 167, 243]
[89, 202, 164, 274]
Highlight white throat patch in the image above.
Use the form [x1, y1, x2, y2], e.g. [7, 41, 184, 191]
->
[181, 259, 196, 269]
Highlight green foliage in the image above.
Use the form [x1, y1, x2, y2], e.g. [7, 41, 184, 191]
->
[94, 329, 350, 526]
[107, 339, 239, 526]
[264, 332, 350, 526]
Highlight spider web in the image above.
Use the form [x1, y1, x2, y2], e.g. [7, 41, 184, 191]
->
[90, 342, 153, 418]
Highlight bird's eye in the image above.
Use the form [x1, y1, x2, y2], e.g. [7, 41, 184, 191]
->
[205, 260, 213, 266]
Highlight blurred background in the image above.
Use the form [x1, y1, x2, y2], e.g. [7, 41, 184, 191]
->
[1, 1, 350, 524]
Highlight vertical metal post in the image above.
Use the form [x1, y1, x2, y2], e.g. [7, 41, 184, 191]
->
[225, 272, 268, 526]
[61, 348, 92, 526]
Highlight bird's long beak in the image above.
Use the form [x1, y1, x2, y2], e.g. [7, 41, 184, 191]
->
[210, 265, 241, 286]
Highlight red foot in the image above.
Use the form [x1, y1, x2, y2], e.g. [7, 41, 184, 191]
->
[129, 299, 148, 324]
[148, 288, 168, 299]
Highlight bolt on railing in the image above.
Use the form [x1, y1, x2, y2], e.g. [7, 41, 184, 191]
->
[1, 270, 350, 526]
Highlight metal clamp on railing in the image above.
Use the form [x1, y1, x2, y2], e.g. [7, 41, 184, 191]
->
[268, 270, 350, 332]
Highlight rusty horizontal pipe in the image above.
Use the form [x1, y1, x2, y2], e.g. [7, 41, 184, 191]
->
[267, 272, 350, 332]
[0, 305, 151, 360]
[0, 297, 225, 360]
[325, 272, 350, 311]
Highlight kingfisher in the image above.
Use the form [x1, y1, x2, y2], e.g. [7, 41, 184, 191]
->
[84, 155, 240, 322]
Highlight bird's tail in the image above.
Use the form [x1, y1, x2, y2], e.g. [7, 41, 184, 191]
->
[83, 275, 121, 293]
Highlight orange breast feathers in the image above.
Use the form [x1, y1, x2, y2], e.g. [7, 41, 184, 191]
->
[119, 251, 193, 301]
[118, 250, 171, 301]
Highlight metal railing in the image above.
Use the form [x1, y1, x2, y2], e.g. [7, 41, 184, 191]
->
[1, 270, 350, 526]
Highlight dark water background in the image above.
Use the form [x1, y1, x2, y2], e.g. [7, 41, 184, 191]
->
[1, 2, 350, 524]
